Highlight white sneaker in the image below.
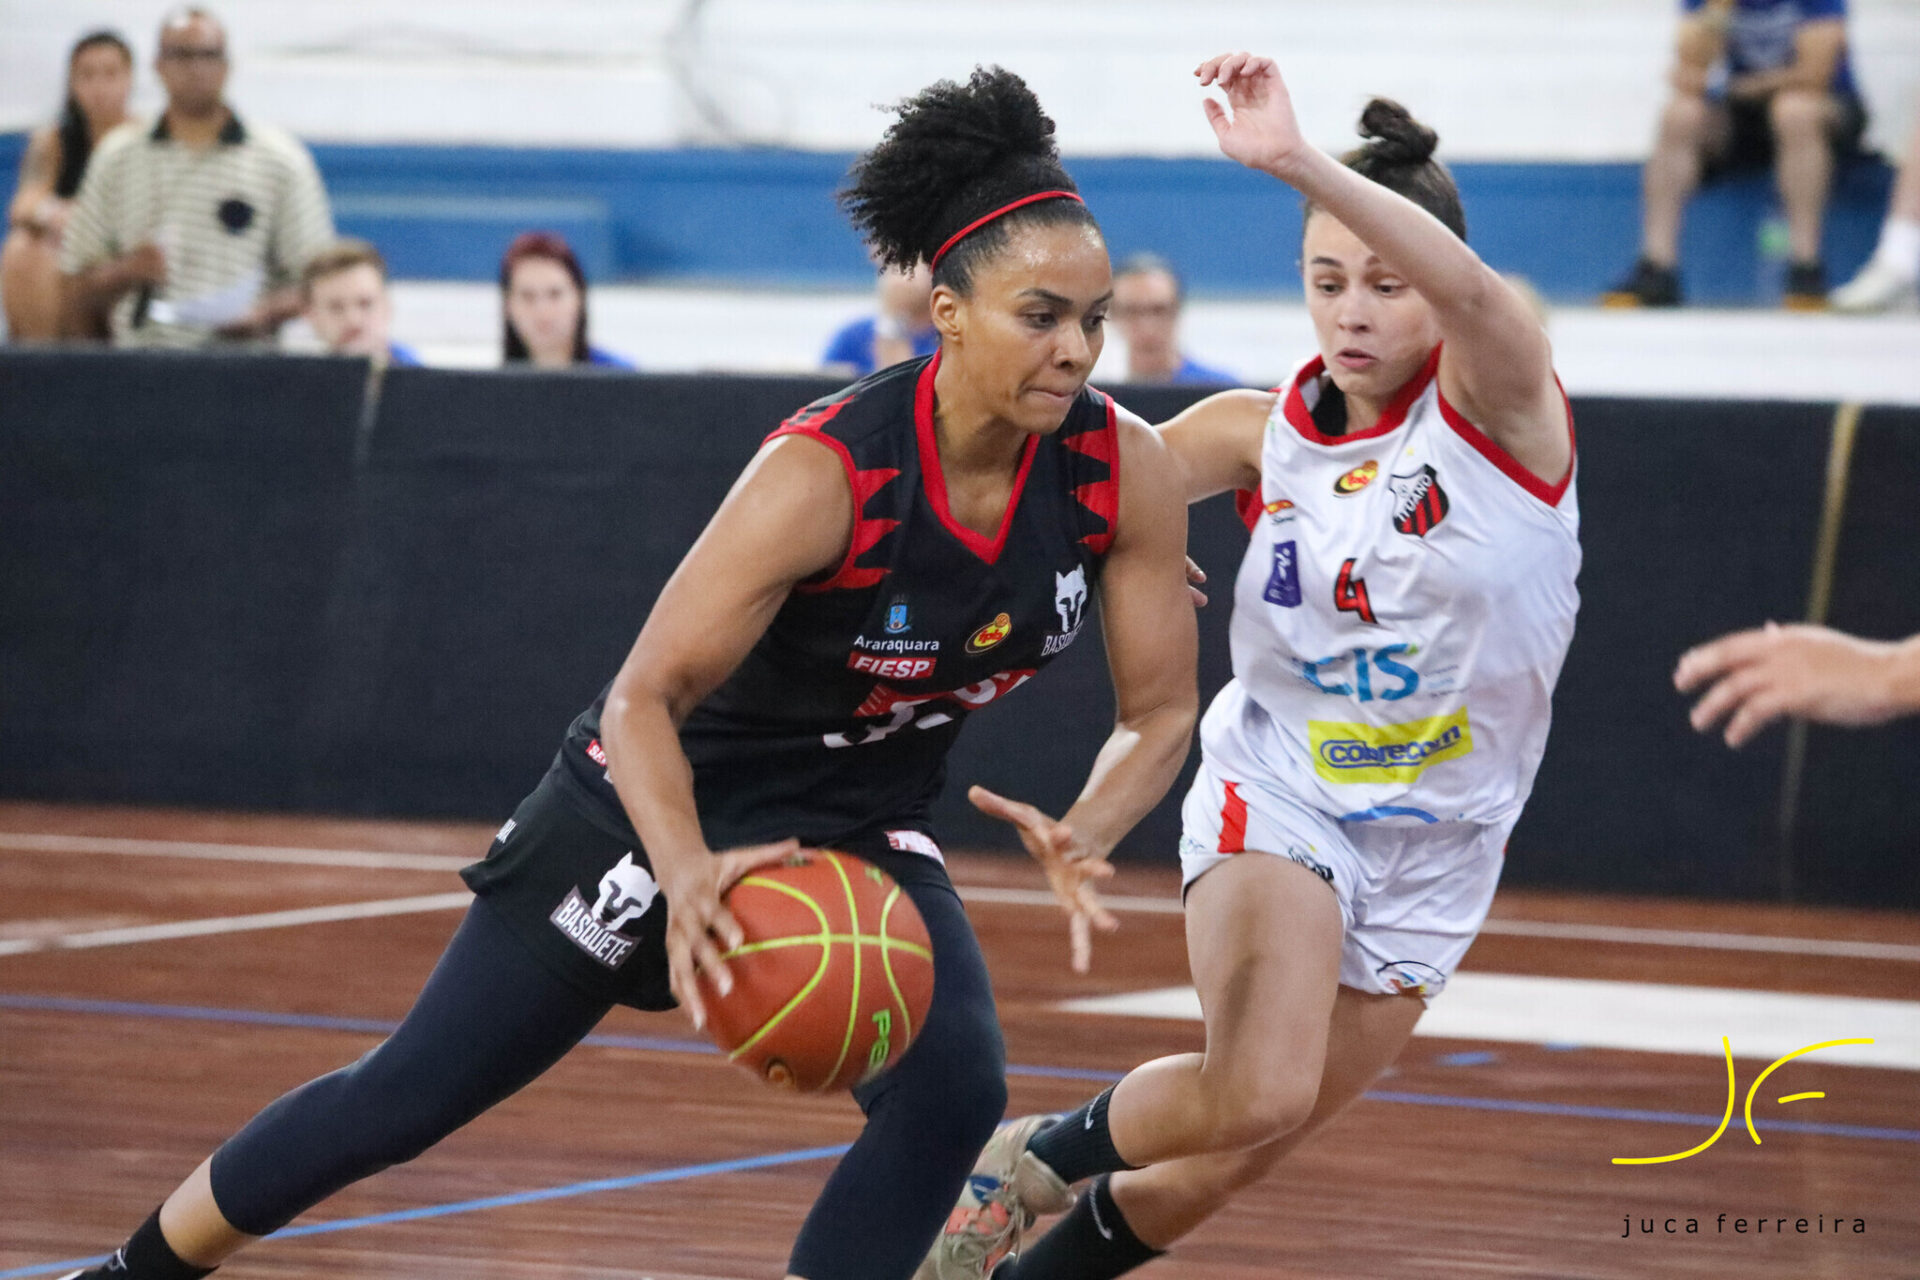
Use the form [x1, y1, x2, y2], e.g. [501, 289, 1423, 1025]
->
[916, 1114, 1076, 1279]
[1829, 257, 1919, 313]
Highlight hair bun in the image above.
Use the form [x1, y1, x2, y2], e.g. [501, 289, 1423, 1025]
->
[1357, 98, 1438, 168]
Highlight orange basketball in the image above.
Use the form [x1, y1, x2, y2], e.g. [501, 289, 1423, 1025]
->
[699, 850, 935, 1092]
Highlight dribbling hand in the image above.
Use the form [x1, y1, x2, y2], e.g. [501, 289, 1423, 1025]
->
[659, 837, 801, 1030]
[1195, 52, 1310, 178]
[969, 785, 1119, 974]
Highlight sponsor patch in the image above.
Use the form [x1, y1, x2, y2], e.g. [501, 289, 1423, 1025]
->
[585, 738, 607, 767]
[885, 829, 944, 862]
[1263, 540, 1302, 607]
[847, 650, 937, 680]
[966, 612, 1013, 654]
[884, 599, 911, 634]
[852, 634, 939, 653]
[1376, 959, 1449, 998]
[494, 818, 517, 843]
[1308, 706, 1473, 784]
[1264, 497, 1297, 524]
[1333, 460, 1378, 496]
[1388, 464, 1450, 537]
[1281, 845, 1335, 886]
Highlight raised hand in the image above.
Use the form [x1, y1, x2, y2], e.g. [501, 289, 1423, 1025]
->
[1195, 52, 1309, 177]
[969, 785, 1119, 973]
[659, 837, 801, 1030]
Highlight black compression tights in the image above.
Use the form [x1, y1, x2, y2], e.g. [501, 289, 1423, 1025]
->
[208, 884, 1006, 1280]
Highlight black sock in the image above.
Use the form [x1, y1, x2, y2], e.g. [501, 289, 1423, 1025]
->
[105, 1208, 215, 1279]
[1025, 1086, 1137, 1186]
[996, 1175, 1162, 1279]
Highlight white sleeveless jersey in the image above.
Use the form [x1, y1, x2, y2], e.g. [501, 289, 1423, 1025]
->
[1205, 349, 1580, 827]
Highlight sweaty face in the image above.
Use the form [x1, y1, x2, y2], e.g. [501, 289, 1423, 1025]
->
[70, 45, 132, 127]
[1302, 214, 1441, 411]
[506, 258, 583, 365]
[306, 264, 391, 357]
[156, 15, 228, 116]
[936, 222, 1111, 435]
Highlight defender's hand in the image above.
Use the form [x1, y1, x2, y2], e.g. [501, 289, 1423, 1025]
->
[1675, 622, 1907, 747]
[1196, 53, 1310, 179]
[969, 785, 1118, 974]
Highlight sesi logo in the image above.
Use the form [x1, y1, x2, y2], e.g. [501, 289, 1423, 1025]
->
[826, 669, 1037, 748]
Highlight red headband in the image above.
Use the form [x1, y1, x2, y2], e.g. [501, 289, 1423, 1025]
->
[928, 190, 1085, 272]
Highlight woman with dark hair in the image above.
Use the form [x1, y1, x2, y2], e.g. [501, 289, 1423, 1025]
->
[2, 30, 133, 340]
[499, 229, 632, 368]
[58, 67, 1197, 1280]
[923, 52, 1578, 1280]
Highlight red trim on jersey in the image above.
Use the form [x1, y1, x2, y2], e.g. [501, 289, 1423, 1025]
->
[1280, 346, 1442, 446]
[929, 191, 1085, 271]
[766, 420, 902, 593]
[1233, 489, 1261, 532]
[1218, 781, 1249, 854]
[913, 351, 1038, 565]
[1435, 376, 1576, 508]
[1063, 392, 1120, 555]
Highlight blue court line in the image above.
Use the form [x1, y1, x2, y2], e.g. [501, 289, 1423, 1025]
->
[5, 992, 1916, 1145]
[0, 1144, 852, 1280]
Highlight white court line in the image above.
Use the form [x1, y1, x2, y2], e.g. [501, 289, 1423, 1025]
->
[0, 892, 473, 957]
[1064, 976, 1920, 1070]
[7, 832, 1919, 962]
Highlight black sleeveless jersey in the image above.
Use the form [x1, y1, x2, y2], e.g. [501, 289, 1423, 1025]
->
[554, 352, 1121, 850]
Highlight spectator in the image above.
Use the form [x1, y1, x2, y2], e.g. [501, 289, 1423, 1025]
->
[59, 7, 335, 348]
[821, 262, 937, 378]
[1605, 0, 1866, 310]
[1110, 252, 1233, 384]
[1831, 102, 1920, 312]
[1, 30, 133, 342]
[500, 231, 632, 369]
[300, 239, 419, 368]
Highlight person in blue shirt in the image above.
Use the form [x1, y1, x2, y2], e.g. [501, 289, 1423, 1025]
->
[1110, 253, 1234, 385]
[820, 261, 938, 377]
[300, 238, 420, 369]
[1606, 0, 1867, 310]
[500, 230, 633, 369]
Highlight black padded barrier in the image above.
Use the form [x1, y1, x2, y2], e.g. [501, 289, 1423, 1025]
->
[0, 351, 368, 806]
[3, 352, 1914, 906]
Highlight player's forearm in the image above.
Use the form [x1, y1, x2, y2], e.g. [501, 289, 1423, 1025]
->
[1063, 698, 1197, 858]
[600, 687, 713, 874]
[1886, 636, 1920, 717]
[1270, 146, 1494, 317]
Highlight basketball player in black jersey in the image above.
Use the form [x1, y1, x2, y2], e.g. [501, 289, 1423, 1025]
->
[61, 69, 1197, 1280]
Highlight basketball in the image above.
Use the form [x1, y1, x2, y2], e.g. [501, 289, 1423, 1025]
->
[699, 850, 935, 1092]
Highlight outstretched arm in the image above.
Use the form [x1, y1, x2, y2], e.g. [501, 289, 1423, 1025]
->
[1196, 51, 1570, 489]
[971, 413, 1199, 971]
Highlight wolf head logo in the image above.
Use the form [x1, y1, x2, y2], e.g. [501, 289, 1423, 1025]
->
[591, 852, 659, 932]
[1054, 566, 1088, 634]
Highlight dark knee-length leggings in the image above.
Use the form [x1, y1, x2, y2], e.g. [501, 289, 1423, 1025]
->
[210, 881, 1006, 1279]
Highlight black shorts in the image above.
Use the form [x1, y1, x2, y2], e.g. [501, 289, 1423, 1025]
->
[1709, 90, 1868, 178]
[460, 763, 959, 1011]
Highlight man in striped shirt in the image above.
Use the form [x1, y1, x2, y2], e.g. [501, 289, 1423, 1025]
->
[60, 8, 334, 349]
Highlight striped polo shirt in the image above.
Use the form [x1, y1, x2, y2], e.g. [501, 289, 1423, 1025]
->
[60, 110, 335, 349]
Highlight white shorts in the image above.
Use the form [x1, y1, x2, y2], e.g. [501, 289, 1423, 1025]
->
[1178, 757, 1507, 1000]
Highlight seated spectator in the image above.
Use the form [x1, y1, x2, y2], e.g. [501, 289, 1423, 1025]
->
[1605, 0, 1866, 310]
[2, 30, 133, 341]
[1831, 102, 1919, 312]
[1110, 252, 1233, 384]
[301, 239, 419, 368]
[821, 262, 936, 378]
[59, 7, 334, 347]
[500, 231, 631, 369]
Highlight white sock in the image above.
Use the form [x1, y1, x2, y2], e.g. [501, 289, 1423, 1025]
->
[1873, 217, 1920, 282]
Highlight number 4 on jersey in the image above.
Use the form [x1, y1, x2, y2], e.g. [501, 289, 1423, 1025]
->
[1334, 558, 1377, 624]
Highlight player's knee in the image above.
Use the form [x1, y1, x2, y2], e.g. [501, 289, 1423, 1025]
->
[925, 1049, 1009, 1150]
[1769, 91, 1826, 140]
[1213, 1076, 1317, 1151]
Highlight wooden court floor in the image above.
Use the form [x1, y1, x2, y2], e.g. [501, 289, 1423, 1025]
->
[3, 800, 1916, 1279]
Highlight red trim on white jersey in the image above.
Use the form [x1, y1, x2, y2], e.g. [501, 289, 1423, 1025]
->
[1281, 346, 1442, 446]
[1434, 378, 1576, 508]
[914, 351, 1038, 565]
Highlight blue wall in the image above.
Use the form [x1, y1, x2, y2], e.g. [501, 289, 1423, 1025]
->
[3, 134, 1889, 304]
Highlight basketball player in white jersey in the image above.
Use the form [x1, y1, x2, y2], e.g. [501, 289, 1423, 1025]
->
[923, 52, 1578, 1278]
